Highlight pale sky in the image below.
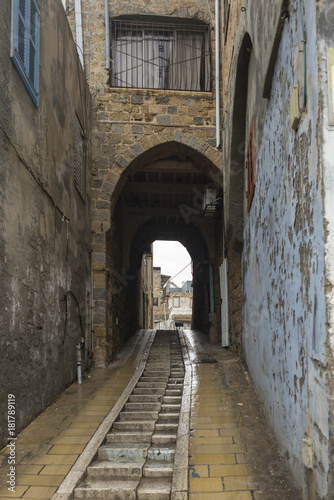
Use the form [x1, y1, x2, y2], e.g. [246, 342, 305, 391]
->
[153, 240, 192, 287]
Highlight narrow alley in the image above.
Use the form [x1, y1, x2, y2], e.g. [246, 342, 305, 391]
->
[0, 330, 300, 499]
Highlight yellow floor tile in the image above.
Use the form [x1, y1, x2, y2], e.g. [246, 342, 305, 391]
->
[22, 485, 58, 498]
[190, 454, 236, 465]
[15, 465, 44, 475]
[223, 475, 257, 491]
[189, 465, 209, 478]
[189, 477, 223, 492]
[191, 444, 246, 454]
[210, 464, 255, 477]
[47, 444, 86, 454]
[39, 465, 72, 475]
[0, 486, 29, 498]
[191, 437, 233, 445]
[190, 492, 252, 500]
[191, 429, 220, 437]
[20, 454, 79, 465]
[48, 436, 90, 445]
[59, 428, 93, 436]
[16, 474, 64, 486]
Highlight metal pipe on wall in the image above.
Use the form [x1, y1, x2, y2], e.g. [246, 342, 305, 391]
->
[74, 0, 84, 68]
[215, 0, 220, 147]
[105, 0, 110, 70]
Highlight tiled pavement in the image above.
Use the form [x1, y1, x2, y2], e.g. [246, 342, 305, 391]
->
[0, 329, 300, 499]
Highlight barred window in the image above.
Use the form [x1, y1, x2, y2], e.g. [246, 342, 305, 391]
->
[74, 115, 86, 198]
[110, 19, 211, 92]
[10, 0, 40, 107]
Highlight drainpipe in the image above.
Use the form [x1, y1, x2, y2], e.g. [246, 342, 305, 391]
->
[215, 0, 220, 148]
[209, 263, 215, 313]
[105, 0, 110, 70]
[74, 0, 84, 68]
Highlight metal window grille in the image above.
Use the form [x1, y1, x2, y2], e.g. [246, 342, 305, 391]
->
[110, 19, 211, 92]
[74, 116, 86, 198]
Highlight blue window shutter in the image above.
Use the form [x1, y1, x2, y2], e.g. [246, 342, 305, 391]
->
[10, 0, 40, 107]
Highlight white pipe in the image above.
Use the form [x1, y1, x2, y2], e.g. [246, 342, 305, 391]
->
[105, 0, 110, 70]
[74, 0, 84, 68]
[77, 345, 82, 384]
[215, 0, 220, 147]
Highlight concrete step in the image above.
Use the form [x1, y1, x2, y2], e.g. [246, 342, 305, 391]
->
[165, 389, 182, 396]
[74, 478, 139, 499]
[159, 412, 180, 421]
[124, 402, 161, 412]
[113, 420, 155, 432]
[147, 445, 175, 461]
[133, 387, 165, 395]
[128, 394, 163, 402]
[160, 403, 181, 412]
[163, 396, 182, 404]
[119, 410, 159, 420]
[106, 431, 152, 443]
[140, 376, 168, 382]
[152, 433, 177, 445]
[143, 460, 173, 478]
[137, 477, 171, 500]
[87, 459, 145, 479]
[98, 443, 149, 461]
[155, 422, 178, 432]
[136, 381, 167, 388]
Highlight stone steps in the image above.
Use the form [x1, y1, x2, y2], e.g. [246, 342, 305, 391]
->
[73, 330, 185, 500]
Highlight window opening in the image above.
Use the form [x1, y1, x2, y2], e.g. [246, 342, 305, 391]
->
[110, 19, 211, 91]
[10, 0, 40, 107]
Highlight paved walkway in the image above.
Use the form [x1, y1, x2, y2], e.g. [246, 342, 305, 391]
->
[0, 330, 300, 499]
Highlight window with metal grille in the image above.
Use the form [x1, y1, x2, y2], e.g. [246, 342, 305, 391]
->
[110, 19, 211, 91]
[74, 115, 86, 198]
[10, 0, 40, 107]
[246, 116, 255, 211]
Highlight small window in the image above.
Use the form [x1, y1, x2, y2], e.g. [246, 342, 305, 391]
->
[74, 115, 86, 198]
[173, 297, 180, 307]
[110, 19, 211, 91]
[10, 0, 40, 107]
[246, 116, 255, 211]
[153, 297, 158, 306]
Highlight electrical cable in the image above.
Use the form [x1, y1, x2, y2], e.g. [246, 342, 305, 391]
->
[59, 291, 85, 347]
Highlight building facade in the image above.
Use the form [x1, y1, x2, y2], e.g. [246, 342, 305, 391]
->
[0, 0, 92, 447]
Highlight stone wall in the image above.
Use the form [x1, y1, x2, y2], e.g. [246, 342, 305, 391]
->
[0, 0, 92, 446]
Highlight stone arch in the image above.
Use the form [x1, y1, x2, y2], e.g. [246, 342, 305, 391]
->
[91, 136, 223, 366]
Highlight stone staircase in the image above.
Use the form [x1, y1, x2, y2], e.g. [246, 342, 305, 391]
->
[74, 331, 185, 499]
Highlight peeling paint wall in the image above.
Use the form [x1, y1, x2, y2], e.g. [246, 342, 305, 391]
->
[0, 0, 92, 446]
[223, 0, 331, 497]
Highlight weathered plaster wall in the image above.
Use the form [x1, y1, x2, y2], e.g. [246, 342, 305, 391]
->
[317, 0, 334, 494]
[223, 0, 330, 496]
[0, 0, 92, 446]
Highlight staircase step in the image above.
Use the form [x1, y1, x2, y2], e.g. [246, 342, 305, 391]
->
[137, 477, 171, 500]
[87, 459, 145, 479]
[159, 412, 180, 420]
[163, 396, 182, 403]
[74, 478, 139, 499]
[125, 402, 161, 411]
[129, 394, 162, 403]
[106, 432, 151, 443]
[155, 422, 178, 432]
[160, 403, 181, 412]
[143, 460, 173, 478]
[98, 443, 149, 461]
[152, 433, 177, 445]
[113, 420, 155, 432]
[133, 387, 165, 395]
[147, 446, 175, 461]
[119, 411, 159, 421]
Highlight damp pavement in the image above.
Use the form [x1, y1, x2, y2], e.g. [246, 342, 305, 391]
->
[0, 329, 301, 499]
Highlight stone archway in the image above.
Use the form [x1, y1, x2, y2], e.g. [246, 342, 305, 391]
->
[91, 137, 223, 366]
